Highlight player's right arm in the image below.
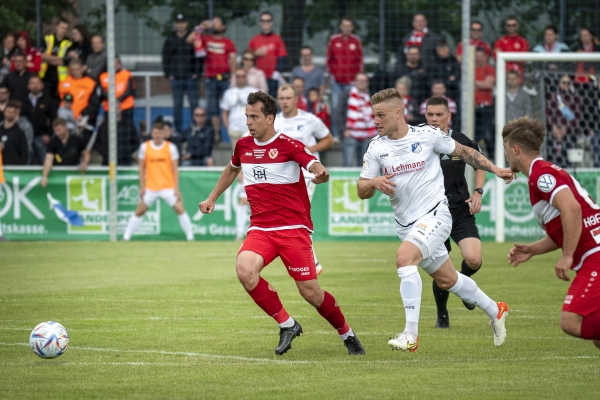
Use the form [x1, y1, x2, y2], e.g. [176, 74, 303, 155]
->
[41, 153, 54, 188]
[199, 164, 241, 214]
[508, 235, 560, 267]
[551, 186, 582, 281]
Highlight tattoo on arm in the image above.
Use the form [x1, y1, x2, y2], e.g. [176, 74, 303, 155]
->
[450, 142, 494, 172]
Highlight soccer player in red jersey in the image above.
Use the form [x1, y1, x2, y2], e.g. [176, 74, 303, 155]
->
[199, 91, 365, 356]
[504, 117, 600, 350]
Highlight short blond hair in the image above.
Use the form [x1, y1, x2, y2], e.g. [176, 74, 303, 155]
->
[277, 84, 295, 96]
[502, 116, 545, 153]
[371, 88, 403, 106]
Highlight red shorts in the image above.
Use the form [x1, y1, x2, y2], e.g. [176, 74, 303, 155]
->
[562, 253, 600, 317]
[238, 228, 316, 281]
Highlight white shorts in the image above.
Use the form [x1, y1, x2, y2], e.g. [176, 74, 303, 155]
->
[396, 201, 452, 275]
[143, 189, 178, 208]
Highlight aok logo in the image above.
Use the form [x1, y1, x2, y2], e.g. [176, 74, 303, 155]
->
[67, 176, 107, 233]
[331, 179, 366, 214]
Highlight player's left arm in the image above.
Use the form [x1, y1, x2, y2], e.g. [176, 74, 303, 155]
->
[552, 188, 583, 281]
[450, 142, 516, 183]
[308, 161, 329, 184]
[308, 133, 334, 154]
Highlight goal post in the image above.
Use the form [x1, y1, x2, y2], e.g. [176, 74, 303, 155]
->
[494, 52, 600, 242]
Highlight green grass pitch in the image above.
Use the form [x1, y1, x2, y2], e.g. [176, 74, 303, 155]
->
[1, 241, 598, 399]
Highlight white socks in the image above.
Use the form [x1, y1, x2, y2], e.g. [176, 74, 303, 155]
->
[339, 328, 354, 340]
[398, 266, 422, 337]
[178, 213, 194, 241]
[279, 317, 295, 329]
[448, 273, 499, 320]
[123, 215, 142, 241]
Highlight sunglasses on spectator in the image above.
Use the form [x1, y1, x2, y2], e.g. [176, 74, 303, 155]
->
[194, 113, 206, 117]
[505, 23, 517, 27]
[560, 80, 571, 84]
[471, 27, 482, 31]
[243, 57, 254, 61]
[260, 19, 272, 23]
[236, 74, 247, 78]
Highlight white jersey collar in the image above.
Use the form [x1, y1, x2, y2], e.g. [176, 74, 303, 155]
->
[254, 131, 281, 146]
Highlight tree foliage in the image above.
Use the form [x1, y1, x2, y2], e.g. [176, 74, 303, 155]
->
[0, 0, 76, 42]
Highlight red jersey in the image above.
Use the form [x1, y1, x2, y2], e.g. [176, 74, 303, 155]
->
[456, 40, 491, 58]
[493, 34, 529, 73]
[296, 94, 308, 111]
[529, 158, 600, 271]
[231, 132, 319, 232]
[475, 64, 496, 106]
[248, 33, 287, 78]
[326, 33, 363, 84]
[203, 35, 236, 78]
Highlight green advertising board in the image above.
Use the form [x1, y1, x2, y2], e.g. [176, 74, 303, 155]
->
[1, 167, 600, 242]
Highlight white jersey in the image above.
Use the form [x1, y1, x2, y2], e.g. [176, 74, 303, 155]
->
[274, 110, 329, 160]
[360, 124, 456, 225]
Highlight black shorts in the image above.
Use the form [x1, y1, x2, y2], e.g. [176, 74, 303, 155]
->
[444, 203, 480, 252]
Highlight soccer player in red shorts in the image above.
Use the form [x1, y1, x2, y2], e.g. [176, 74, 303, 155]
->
[503, 117, 600, 350]
[199, 91, 365, 356]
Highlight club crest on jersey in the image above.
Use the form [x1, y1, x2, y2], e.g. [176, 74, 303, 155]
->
[537, 174, 556, 193]
[411, 143, 422, 154]
[269, 149, 278, 159]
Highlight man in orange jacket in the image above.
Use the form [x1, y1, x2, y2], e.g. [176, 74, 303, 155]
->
[57, 58, 100, 144]
[99, 56, 138, 165]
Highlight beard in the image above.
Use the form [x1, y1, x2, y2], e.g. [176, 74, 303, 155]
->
[212, 28, 225, 35]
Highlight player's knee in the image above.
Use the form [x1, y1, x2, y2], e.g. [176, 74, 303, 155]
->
[298, 284, 323, 306]
[465, 256, 482, 270]
[559, 315, 581, 338]
[235, 260, 259, 290]
[396, 254, 419, 269]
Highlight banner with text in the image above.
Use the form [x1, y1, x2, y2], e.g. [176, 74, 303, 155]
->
[1, 167, 599, 241]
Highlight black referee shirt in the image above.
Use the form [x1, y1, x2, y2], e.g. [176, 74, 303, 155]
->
[439, 129, 482, 208]
[47, 134, 86, 166]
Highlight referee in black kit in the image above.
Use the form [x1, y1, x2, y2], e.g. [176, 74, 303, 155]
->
[424, 96, 486, 328]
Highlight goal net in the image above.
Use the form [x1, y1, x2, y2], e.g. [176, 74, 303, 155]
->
[494, 52, 600, 242]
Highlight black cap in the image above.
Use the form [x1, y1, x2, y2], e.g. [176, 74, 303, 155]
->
[64, 93, 73, 102]
[174, 13, 186, 22]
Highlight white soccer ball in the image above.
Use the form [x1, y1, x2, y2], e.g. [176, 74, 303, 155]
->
[29, 321, 69, 358]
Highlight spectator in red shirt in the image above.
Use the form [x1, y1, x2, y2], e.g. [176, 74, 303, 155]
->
[292, 77, 308, 111]
[190, 16, 237, 137]
[493, 16, 529, 74]
[248, 11, 287, 98]
[456, 21, 492, 63]
[326, 16, 363, 140]
[397, 13, 441, 66]
[474, 47, 496, 159]
[11, 32, 41, 74]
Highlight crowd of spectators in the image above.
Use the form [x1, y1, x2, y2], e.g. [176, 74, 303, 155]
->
[1, 12, 600, 170]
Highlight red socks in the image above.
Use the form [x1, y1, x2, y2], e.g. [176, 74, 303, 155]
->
[581, 312, 600, 340]
[247, 277, 289, 324]
[317, 291, 350, 335]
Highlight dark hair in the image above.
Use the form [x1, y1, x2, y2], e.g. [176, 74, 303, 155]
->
[436, 40, 449, 48]
[502, 116, 546, 152]
[247, 91, 278, 120]
[307, 87, 319, 94]
[475, 46, 487, 53]
[260, 11, 273, 19]
[426, 96, 449, 110]
[507, 70, 520, 78]
[340, 15, 354, 24]
[504, 15, 518, 25]
[413, 13, 427, 21]
[53, 117, 67, 127]
[300, 45, 313, 53]
[6, 100, 21, 110]
[153, 121, 165, 130]
[431, 79, 445, 87]
[0, 84, 8, 91]
[28, 75, 43, 83]
[407, 45, 421, 52]
[73, 24, 91, 44]
[292, 76, 305, 83]
[68, 58, 83, 67]
[57, 18, 69, 26]
[91, 34, 105, 42]
[471, 20, 484, 29]
[12, 52, 25, 59]
[545, 24, 558, 35]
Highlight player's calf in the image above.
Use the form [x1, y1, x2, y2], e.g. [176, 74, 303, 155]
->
[296, 279, 325, 307]
[560, 311, 583, 338]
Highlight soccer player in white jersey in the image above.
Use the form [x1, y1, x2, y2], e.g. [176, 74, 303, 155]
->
[275, 84, 334, 274]
[358, 88, 515, 351]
